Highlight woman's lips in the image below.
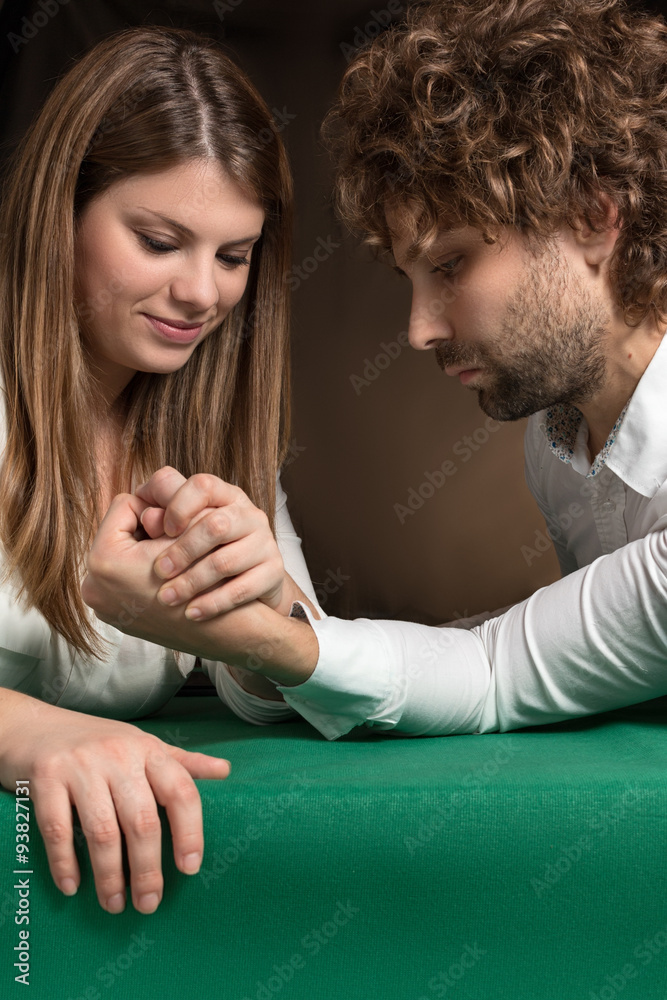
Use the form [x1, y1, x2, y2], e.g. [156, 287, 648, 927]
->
[143, 313, 204, 344]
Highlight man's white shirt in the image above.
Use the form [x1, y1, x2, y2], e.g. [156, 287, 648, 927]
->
[275, 334, 667, 740]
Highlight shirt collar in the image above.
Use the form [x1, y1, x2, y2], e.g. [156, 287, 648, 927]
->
[542, 333, 667, 497]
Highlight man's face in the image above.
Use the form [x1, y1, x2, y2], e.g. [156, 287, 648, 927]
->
[389, 217, 610, 420]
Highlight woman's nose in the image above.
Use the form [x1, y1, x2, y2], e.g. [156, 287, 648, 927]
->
[169, 257, 219, 313]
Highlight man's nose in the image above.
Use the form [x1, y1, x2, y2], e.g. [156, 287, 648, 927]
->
[407, 291, 454, 350]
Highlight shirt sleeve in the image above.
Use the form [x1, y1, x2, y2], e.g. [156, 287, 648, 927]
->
[275, 519, 667, 740]
[200, 475, 325, 725]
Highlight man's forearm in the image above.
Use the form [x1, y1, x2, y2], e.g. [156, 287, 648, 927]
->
[204, 604, 320, 687]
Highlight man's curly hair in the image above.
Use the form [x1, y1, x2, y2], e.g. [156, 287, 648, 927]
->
[323, 0, 667, 326]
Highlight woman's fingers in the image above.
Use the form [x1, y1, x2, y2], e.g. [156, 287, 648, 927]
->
[31, 738, 230, 915]
[32, 778, 80, 898]
[140, 506, 166, 539]
[148, 748, 231, 876]
[166, 747, 232, 782]
[72, 784, 128, 914]
[111, 774, 164, 914]
[137, 470, 243, 538]
[146, 755, 204, 877]
[135, 467, 187, 516]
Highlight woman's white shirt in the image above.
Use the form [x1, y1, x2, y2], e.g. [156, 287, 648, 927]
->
[0, 393, 322, 722]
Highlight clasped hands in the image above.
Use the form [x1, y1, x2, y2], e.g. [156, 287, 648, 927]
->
[82, 466, 310, 672]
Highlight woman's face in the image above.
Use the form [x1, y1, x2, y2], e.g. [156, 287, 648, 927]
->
[74, 158, 265, 402]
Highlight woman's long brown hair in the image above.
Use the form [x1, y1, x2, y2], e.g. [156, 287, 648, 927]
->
[0, 27, 293, 658]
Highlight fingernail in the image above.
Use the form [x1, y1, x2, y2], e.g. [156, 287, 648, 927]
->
[135, 482, 146, 491]
[156, 557, 175, 578]
[107, 892, 125, 914]
[159, 587, 178, 606]
[185, 607, 202, 621]
[138, 892, 159, 913]
[61, 878, 78, 896]
[182, 852, 201, 874]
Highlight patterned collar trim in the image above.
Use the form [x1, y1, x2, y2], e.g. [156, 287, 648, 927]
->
[543, 402, 630, 478]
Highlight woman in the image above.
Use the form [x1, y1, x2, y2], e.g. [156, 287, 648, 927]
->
[0, 27, 322, 916]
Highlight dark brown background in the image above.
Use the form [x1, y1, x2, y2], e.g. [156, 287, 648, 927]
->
[1, 0, 665, 624]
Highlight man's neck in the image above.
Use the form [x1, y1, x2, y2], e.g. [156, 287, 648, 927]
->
[578, 324, 664, 462]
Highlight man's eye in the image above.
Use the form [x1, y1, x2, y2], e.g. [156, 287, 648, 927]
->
[432, 256, 463, 274]
[138, 234, 176, 254]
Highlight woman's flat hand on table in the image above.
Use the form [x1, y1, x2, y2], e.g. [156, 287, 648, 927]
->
[0, 694, 230, 915]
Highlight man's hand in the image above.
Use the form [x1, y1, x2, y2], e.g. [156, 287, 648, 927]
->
[82, 492, 319, 683]
[82, 491, 261, 659]
[135, 468, 294, 620]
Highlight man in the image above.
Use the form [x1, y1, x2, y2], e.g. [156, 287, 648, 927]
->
[87, 0, 667, 741]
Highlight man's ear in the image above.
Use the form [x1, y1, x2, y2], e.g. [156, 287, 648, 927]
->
[572, 193, 621, 268]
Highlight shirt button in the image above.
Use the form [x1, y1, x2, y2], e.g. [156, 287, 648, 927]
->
[600, 499, 616, 514]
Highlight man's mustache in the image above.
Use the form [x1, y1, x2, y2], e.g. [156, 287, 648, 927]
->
[435, 342, 486, 372]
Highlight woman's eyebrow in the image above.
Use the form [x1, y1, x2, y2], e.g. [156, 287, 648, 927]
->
[136, 207, 262, 245]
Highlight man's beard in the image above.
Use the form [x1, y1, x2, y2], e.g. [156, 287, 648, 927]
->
[435, 246, 609, 421]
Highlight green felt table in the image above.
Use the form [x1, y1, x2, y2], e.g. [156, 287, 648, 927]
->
[1, 694, 667, 1000]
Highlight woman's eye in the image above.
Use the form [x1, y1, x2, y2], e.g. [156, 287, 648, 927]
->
[138, 234, 176, 254]
[218, 254, 250, 268]
[138, 234, 249, 268]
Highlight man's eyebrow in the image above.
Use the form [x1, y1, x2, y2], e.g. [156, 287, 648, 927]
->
[136, 207, 262, 245]
[389, 227, 469, 276]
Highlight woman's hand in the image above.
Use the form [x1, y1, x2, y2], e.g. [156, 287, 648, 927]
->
[0, 688, 230, 914]
[135, 467, 292, 621]
[82, 492, 319, 685]
[83, 490, 271, 661]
